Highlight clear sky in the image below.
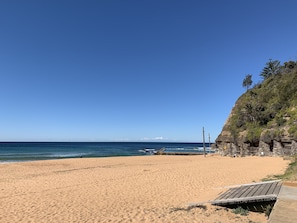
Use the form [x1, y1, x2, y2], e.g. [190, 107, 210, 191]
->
[1, 0, 297, 142]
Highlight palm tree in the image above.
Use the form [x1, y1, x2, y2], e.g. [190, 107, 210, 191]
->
[260, 59, 280, 79]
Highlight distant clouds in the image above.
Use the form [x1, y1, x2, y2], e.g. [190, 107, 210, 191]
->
[110, 136, 168, 142]
[141, 136, 167, 141]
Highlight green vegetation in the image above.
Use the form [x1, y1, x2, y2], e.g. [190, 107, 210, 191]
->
[278, 155, 297, 181]
[232, 206, 249, 216]
[231, 203, 274, 218]
[260, 59, 281, 79]
[228, 59, 297, 146]
[263, 204, 273, 217]
[261, 129, 284, 144]
[242, 74, 253, 92]
[288, 125, 297, 140]
[262, 155, 297, 181]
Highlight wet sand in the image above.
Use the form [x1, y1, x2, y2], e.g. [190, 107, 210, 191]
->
[0, 155, 289, 222]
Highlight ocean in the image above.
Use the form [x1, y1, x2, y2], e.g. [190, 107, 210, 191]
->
[0, 142, 212, 163]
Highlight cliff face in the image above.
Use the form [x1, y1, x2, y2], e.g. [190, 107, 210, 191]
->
[215, 103, 297, 156]
[215, 61, 297, 156]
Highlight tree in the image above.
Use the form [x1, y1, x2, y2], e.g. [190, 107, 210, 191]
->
[260, 59, 280, 79]
[284, 61, 296, 69]
[242, 74, 253, 92]
[282, 61, 297, 73]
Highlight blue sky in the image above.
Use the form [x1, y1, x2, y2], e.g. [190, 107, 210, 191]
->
[1, 0, 297, 142]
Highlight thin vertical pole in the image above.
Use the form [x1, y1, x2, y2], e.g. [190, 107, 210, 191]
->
[203, 127, 206, 157]
[208, 134, 211, 147]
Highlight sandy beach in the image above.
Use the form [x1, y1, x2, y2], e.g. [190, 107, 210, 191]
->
[0, 155, 289, 223]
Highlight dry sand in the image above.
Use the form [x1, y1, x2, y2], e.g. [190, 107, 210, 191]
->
[0, 155, 289, 223]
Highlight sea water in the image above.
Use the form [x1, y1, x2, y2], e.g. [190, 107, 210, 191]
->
[0, 142, 211, 163]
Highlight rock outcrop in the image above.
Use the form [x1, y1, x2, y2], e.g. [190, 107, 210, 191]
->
[214, 61, 297, 157]
[215, 107, 297, 157]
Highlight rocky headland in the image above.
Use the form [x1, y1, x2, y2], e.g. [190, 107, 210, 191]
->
[215, 60, 297, 156]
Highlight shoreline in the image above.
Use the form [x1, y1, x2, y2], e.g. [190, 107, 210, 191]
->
[0, 155, 289, 222]
[0, 141, 211, 163]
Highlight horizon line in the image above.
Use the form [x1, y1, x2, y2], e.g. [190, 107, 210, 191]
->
[0, 141, 214, 144]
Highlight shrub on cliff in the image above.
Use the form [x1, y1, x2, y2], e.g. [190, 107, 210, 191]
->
[225, 59, 297, 145]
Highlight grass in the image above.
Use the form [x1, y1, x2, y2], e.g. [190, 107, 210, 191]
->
[262, 155, 297, 181]
[279, 155, 297, 181]
[232, 206, 249, 216]
[263, 204, 273, 217]
[170, 204, 207, 213]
